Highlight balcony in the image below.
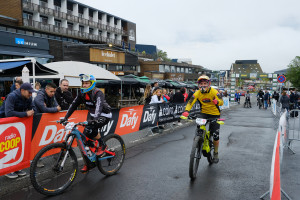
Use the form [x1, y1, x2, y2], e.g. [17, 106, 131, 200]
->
[22, 19, 123, 46]
[22, 2, 129, 37]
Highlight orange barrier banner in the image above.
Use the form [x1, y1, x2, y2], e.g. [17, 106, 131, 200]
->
[0, 116, 33, 176]
[115, 105, 144, 136]
[30, 110, 88, 160]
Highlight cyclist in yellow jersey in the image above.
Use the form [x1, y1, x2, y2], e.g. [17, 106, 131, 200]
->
[181, 75, 223, 163]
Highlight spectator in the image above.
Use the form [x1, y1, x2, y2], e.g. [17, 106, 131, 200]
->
[3, 83, 35, 178]
[235, 90, 241, 104]
[32, 82, 41, 99]
[186, 88, 195, 102]
[55, 79, 73, 110]
[15, 80, 23, 90]
[224, 90, 228, 97]
[170, 87, 185, 125]
[34, 82, 61, 113]
[272, 91, 279, 102]
[10, 76, 22, 92]
[143, 84, 152, 105]
[263, 91, 270, 109]
[151, 81, 159, 94]
[183, 88, 188, 102]
[162, 89, 170, 102]
[279, 91, 290, 111]
[168, 89, 174, 99]
[150, 87, 164, 104]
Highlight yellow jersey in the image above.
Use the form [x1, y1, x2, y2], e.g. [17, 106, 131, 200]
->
[185, 87, 223, 116]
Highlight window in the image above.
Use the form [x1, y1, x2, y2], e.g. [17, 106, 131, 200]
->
[98, 30, 102, 36]
[181, 67, 184, 73]
[26, 31, 33, 36]
[165, 65, 170, 72]
[54, 20, 61, 27]
[40, 16, 48, 25]
[89, 28, 93, 34]
[41, 33, 48, 38]
[79, 26, 84, 33]
[67, 23, 73, 31]
[34, 32, 41, 37]
[17, 29, 25, 34]
[0, 26, 6, 31]
[7, 27, 16, 33]
[124, 66, 135, 71]
[176, 67, 180, 73]
[185, 68, 189, 73]
[23, 12, 33, 20]
[159, 65, 165, 73]
[171, 66, 175, 73]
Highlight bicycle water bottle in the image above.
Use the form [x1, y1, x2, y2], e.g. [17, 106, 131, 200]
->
[85, 146, 92, 157]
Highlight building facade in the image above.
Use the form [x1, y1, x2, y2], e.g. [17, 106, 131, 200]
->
[0, 0, 136, 57]
[139, 60, 207, 82]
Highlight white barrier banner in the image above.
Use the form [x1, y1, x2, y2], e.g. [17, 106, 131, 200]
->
[272, 99, 276, 116]
[220, 97, 230, 110]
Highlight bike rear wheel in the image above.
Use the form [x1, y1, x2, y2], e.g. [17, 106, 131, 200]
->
[189, 136, 203, 180]
[30, 143, 78, 196]
[97, 134, 126, 176]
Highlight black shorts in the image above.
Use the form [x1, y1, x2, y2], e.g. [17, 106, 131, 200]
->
[83, 115, 110, 139]
[197, 113, 221, 141]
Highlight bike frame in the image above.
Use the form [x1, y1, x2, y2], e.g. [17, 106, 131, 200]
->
[196, 118, 224, 154]
[58, 123, 115, 169]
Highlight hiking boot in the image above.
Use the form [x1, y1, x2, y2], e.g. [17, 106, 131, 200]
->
[213, 152, 219, 163]
[5, 172, 18, 179]
[80, 165, 89, 173]
[96, 145, 107, 156]
[15, 170, 27, 176]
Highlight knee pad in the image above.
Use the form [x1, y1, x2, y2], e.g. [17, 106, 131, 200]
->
[213, 130, 220, 141]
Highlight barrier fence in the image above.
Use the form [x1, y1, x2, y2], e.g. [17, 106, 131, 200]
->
[271, 99, 300, 153]
[2, 100, 226, 176]
[260, 111, 291, 200]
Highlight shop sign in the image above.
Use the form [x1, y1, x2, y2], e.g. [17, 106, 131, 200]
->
[111, 71, 125, 76]
[90, 49, 125, 64]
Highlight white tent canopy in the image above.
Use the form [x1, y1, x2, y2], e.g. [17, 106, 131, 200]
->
[32, 61, 121, 87]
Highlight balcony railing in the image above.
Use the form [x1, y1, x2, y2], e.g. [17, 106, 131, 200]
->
[23, 19, 124, 46]
[22, 1, 129, 37]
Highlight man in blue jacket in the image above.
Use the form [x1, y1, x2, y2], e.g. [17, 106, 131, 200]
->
[34, 82, 61, 113]
[2, 82, 35, 178]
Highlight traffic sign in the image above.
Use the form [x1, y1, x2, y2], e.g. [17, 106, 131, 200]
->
[277, 75, 286, 83]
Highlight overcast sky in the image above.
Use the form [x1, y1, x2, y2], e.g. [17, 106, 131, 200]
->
[77, 0, 300, 73]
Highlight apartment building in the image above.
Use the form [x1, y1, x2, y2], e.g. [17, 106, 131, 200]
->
[0, 0, 136, 61]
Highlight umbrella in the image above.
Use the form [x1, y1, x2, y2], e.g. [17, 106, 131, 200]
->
[135, 76, 150, 86]
[165, 80, 182, 89]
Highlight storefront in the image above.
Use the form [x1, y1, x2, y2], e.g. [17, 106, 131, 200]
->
[0, 31, 53, 96]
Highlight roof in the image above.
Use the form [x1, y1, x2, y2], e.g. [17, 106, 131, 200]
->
[43, 61, 121, 80]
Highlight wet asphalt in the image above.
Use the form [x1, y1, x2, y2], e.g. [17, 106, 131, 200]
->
[2, 96, 300, 200]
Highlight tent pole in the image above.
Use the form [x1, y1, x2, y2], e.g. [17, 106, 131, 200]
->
[121, 81, 123, 101]
[32, 59, 36, 88]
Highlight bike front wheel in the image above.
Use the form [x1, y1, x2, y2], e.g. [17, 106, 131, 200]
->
[97, 134, 126, 176]
[30, 143, 78, 196]
[189, 136, 203, 180]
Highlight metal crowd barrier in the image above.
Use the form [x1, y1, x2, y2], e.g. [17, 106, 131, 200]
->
[286, 109, 300, 154]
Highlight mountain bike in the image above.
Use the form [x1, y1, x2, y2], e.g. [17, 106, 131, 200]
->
[182, 116, 224, 180]
[30, 121, 125, 196]
[244, 97, 251, 108]
[258, 97, 263, 109]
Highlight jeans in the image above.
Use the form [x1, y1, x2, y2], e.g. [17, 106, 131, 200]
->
[264, 100, 268, 109]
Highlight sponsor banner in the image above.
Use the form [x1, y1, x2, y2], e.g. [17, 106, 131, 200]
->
[115, 105, 143, 135]
[158, 103, 176, 124]
[0, 116, 32, 176]
[100, 109, 119, 137]
[30, 110, 88, 160]
[270, 131, 281, 200]
[140, 104, 159, 129]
